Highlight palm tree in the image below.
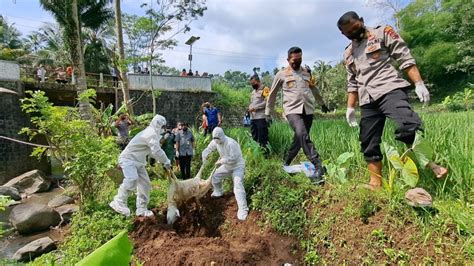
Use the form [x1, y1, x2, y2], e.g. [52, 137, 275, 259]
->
[313, 60, 332, 94]
[31, 23, 70, 66]
[39, 0, 113, 120]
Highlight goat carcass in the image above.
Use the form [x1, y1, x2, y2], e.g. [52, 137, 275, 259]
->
[166, 165, 215, 224]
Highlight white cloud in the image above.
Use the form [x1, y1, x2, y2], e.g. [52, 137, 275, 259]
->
[156, 0, 387, 74]
[2, 0, 395, 74]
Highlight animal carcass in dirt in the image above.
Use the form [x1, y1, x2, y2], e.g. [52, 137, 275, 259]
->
[166, 166, 216, 225]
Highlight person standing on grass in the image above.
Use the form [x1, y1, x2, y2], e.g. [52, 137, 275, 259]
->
[172, 122, 183, 168]
[200, 102, 209, 135]
[160, 126, 176, 167]
[337, 11, 448, 190]
[204, 102, 222, 134]
[265, 47, 327, 185]
[109, 115, 171, 217]
[175, 123, 195, 179]
[113, 113, 133, 150]
[248, 74, 270, 153]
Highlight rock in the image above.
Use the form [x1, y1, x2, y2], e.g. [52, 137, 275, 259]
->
[3, 170, 51, 195]
[48, 195, 74, 208]
[12, 237, 56, 262]
[0, 186, 21, 200]
[405, 187, 433, 207]
[9, 203, 61, 234]
[56, 204, 79, 223]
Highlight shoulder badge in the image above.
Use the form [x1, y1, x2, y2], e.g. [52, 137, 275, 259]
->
[384, 25, 399, 39]
[262, 87, 270, 98]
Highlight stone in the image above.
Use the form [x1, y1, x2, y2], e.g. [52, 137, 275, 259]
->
[0, 185, 21, 200]
[9, 203, 61, 234]
[3, 170, 51, 195]
[405, 187, 433, 207]
[12, 237, 56, 262]
[48, 195, 74, 208]
[56, 204, 79, 223]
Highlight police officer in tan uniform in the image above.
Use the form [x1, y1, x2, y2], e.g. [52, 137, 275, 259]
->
[337, 11, 448, 190]
[265, 47, 327, 184]
[248, 74, 270, 151]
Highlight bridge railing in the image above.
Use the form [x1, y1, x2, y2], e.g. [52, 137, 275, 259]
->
[19, 66, 212, 92]
[19, 65, 119, 89]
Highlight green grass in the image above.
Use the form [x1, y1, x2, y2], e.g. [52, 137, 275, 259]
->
[30, 109, 473, 264]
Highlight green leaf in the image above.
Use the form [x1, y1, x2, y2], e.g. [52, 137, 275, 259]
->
[336, 152, 354, 166]
[76, 230, 132, 266]
[382, 143, 403, 170]
[401, 157, 419, 188]
[412, 133, 433, 167]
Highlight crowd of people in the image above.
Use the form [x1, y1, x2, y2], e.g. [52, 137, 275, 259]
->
[180, 68, 208, 77]
[107, 11, 448, 224]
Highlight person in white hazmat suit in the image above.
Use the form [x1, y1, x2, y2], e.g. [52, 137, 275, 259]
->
[202, 127, 249, 220]
[109, 114, 171, 217]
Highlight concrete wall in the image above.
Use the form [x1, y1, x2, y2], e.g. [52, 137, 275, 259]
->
[0, 60, 20, 81]
[128, 74, 211, 92]
[0, 81, 50, 184]
[118, 90, 246, 128]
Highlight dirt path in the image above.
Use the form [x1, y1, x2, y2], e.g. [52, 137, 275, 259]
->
[130, 193, 301, 265]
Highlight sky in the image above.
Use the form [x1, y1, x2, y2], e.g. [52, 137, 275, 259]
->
[0, 0, 407, 74]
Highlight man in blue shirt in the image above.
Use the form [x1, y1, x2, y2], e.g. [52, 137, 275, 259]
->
[204, 102, 222, 134]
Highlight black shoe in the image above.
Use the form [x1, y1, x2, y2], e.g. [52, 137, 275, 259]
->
[309, 164, 326, 185]
[309, 174, 325, 185]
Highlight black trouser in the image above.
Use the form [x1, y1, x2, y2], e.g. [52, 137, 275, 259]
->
[360, 88, 423, 162]
[178, 155, 192, 179]
[207, 124, 217, 135]
[250, 118, 268, 149]
[285, 112, 321, 166]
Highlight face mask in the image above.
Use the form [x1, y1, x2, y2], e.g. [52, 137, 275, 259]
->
[290, 60, 302, 70]
[251, 84, 259, 90]
[214, 138, 222, 145]
[348, 26, 366, 41]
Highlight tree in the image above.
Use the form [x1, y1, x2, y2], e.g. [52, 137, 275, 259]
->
[0, 15, 27, 60]
[113, 0, 132, 115]
[0, 16, 23, 49]
[312, 60, 347, 110]
[367, 0, 403, 29]
[30, 23, 71, 67]
[40, 0, 113, 120]
[140, 0, 207, 114]
[313, 60, 332, 94]
[397, 0, 472, 96]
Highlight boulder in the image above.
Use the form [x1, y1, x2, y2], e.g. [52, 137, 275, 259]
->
[405, 187, 433, 207]
[48, 195, 74, 208]
[3, 170, 51, 195]
[12, 237, 56, 262]
[56, 204, 79, 223]
[9, 203, 61, 234]
[0, 186, 21, 201]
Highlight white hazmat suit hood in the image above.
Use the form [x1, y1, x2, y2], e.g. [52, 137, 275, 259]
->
[119, 114, 169, 166]
[110, 114, 170, 217]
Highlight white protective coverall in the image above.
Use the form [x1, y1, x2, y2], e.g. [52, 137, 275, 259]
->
[109, 114, 171, 217]
[202, 127, 249, 220]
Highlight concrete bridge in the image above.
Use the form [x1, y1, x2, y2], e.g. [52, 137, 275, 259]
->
[0, 60, 217, 181]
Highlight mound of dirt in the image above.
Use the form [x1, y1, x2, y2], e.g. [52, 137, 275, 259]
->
[130, 193, 301, 265]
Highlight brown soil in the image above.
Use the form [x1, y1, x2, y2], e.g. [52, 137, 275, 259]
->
[308, 186, 469, 264]
[130, 193, 301, 265]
